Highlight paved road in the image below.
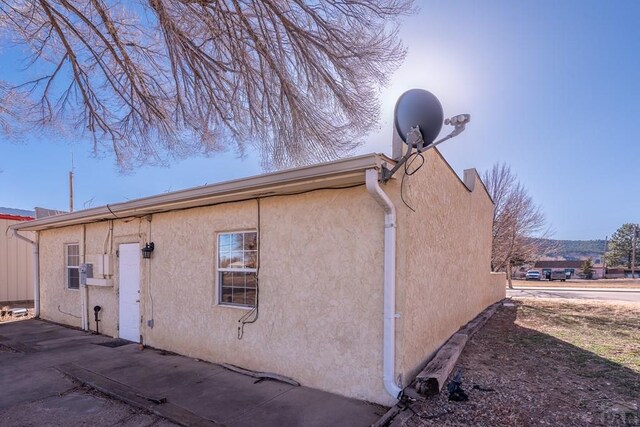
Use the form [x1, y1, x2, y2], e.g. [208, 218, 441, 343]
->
[507, 288, 640, 302]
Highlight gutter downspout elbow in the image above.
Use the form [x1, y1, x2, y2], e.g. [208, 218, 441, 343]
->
[13, 229, 40, 317]
[365, 168, 403, 400]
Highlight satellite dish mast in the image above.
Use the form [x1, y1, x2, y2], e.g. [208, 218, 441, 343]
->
[382, 89, 471, 182]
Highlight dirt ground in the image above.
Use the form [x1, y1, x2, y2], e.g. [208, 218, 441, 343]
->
[399, 298, 640, 427]
[512, 278, 640, 289]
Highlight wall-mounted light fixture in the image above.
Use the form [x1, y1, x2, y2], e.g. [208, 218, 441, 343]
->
[142, 242, 155, 259]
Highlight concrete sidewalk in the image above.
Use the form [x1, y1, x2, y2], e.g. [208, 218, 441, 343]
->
[0, 320, 385, 426]
[512, 286, 640, 292]
[507, 289, 640, 303]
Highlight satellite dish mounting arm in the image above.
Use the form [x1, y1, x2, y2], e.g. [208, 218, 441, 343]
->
[381, 114, 471, 183]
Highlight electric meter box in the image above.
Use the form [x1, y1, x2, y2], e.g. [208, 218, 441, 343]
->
[79, 263, 93, 285]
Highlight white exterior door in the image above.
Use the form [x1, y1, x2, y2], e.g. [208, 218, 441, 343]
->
[118, 243, 140, 342]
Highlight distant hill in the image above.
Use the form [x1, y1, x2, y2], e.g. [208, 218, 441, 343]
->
[538, 239, 606, 261]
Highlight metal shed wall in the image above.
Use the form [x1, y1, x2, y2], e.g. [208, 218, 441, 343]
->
[0, 218, 34, 303]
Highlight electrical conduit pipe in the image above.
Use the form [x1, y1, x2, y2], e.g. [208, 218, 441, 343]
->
[365, 168, 403, 400]
[12, 230, 40, 317]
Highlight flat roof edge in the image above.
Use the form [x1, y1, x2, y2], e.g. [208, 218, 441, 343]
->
[12, 154, 392, 231]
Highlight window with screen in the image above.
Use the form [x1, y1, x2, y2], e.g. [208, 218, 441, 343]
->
[65, 243, 80, 290]
[217, 231, 257, 307]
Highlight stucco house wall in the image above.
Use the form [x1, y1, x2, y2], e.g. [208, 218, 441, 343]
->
[389, 150, 505, 385]
[36, 188, 390, 403]
[146, 191, 386, 402]
[39, 219, 143, 337]
[39, 226, 81, 324]
[23, 151, 505, 406]
[1, 218, 34, 303]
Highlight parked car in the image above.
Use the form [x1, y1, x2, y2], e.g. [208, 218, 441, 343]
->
[549, 270, 566, 282]
[525, 270, 541, 280]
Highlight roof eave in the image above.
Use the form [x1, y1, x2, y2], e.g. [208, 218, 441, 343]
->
[12, 154, 394, 232]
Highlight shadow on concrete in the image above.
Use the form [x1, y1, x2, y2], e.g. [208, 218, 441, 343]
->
[0, 319, 386, 427]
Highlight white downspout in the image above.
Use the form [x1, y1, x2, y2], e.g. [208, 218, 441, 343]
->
[12, 230, 40, 317]
[81, 225, 88, 331]
[34, 233, 40, 318]
[365, 168, 403, 400]
[81, 284, 88, 330]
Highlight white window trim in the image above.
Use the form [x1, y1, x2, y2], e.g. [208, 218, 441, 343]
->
[215, 230, 258, 309]
[64, 242, 80, 291]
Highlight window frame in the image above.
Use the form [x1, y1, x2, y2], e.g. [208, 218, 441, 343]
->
[216, 230, 258, 309]
[64, 243, 80, 291]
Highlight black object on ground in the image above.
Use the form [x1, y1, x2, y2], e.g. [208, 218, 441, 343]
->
[447, 370, 468, 402]
[93, 306, 101, 334]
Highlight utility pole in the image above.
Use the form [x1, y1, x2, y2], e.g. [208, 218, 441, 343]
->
[69, 153, 74, 213]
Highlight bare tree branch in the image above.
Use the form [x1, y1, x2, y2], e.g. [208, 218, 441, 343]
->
[0, 0, 412, 170]
[483, 163, 552, 288]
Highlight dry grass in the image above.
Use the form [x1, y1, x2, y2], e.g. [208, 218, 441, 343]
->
[0, 303, 34, 323]
[516, 299, 640, 372]
[401, 299, 640, 427]
[513, 278, 640, 289]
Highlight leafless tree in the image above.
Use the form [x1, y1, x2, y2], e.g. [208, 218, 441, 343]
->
[0, 0, 411, 170]
[0, 81, 27, 138]
[483, 163, 551, 288]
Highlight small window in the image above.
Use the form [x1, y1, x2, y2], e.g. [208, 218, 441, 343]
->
[65, 243, 80, 290]
[217, 231, 257, 307]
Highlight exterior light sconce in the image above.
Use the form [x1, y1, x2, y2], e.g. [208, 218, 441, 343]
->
[142, 242, 155, 259]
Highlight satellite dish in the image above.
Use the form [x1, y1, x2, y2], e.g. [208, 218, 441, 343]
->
[394, 89, 444, 147]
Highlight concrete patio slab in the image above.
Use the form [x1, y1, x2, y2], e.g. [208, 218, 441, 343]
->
[160, 369, 295, 424]
[86, 346, 228, 396]
[1, 389, 176, 427]
[0, 366, 75, 410]
[0, 320, 386, 426]
[228, 383, 386, 427]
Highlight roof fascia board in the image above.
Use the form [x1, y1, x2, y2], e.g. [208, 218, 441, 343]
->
[13, 154, 391, 231]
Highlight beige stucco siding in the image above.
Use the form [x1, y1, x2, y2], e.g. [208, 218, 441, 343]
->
[145, 190, 386, 403]
[86, 219, 144, 338]
[392, 149, 505, 385]
[39, 226, 83, 324]
[34, 152, 502, 406]
[38, 219, 147, 336]
[0, 219, 34, 303]
[36, 188, 390, 404]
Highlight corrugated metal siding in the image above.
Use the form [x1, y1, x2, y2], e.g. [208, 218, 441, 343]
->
[0, 219, 34, 303]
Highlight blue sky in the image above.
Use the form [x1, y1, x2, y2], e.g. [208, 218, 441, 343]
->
[1, 0, 638, 239]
